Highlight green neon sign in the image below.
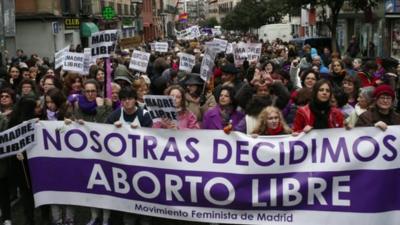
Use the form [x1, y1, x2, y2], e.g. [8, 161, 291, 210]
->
[102, 6, 116, 20]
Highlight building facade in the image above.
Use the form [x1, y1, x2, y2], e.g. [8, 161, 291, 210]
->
[7, 0, 169, 60]
[205, 0, 240, 23]
[207, 0, 219, 21]
[186, 0, 205, 25]
[384, 0, 400, 60]
[11, 0, 81, 60]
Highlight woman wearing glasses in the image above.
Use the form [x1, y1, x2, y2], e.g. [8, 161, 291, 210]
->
[356, 84, 400, 129]
[66, 79, 112, 225]
[68, 79, 112, 123]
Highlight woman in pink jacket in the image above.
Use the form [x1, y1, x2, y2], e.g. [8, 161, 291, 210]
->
[152, 85, 200, 129]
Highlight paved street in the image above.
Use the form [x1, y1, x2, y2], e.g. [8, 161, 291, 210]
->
[9, 200, 221, 225]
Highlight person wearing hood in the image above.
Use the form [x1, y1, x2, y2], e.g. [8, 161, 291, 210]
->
[113, 64, 133, 89]
[212, 63, 244, 100]
[184, 73, 216, 122]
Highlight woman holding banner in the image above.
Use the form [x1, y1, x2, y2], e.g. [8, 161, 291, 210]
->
[252, 106, 292, 135]
[106, 86, 152, 225]
[292, 79, 344, 134]
[355, 84, 400, 129]
[42, 88, 74, 225]
[153, 85, 200, 129]
[0, 114, 10, 225]
[7, 94, 39, 225]
[66, 79, 112, 225]
[68, 79, 112, 123]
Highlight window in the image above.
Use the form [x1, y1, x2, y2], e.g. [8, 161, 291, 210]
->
[391, 20, 400, 59]
[124, 4, 129, 15]
[61, 0, 71, 14]
[117, 3, 122, 14]
[109, 1, 115, 9]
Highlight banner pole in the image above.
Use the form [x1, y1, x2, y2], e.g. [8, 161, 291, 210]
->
[21, 159, 31, 189]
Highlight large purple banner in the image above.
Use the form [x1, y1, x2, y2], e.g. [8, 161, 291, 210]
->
[27, 121, 400, 225]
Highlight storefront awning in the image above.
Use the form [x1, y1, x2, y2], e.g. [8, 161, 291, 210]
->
[80, 22, 99, 37]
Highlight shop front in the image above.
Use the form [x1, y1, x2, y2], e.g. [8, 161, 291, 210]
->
[385, 0, 400, 61]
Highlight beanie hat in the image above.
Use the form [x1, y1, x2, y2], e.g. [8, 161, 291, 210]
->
[373, 84, 395, 99]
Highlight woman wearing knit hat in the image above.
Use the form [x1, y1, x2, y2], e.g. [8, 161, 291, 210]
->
[356, 84, 400, 130]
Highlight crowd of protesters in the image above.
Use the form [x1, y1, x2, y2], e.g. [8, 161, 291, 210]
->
[0, 32, 399, 225]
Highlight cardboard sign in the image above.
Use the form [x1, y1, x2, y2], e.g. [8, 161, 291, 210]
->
[119, 36, 142, 49]
[205, 41, 219, 54]
[155, 42, 169, 53]
[188, 26, 201, 39]
[233, 43, 262, 66]
[150, 43, 156, 52]
[176, 26, 201, 40]
[82, 48, 92, 75]
[179, 53, 196, 73]
[143, 95, 178, 124]
[129, 50, 150, 73]
[213, 38, 228, 52]
[0, 119, 36, 159]
[63, 52, 85, 74]
[89, 29, 118, 59]
[54, 45, 70, 69]
[226, 43, 234, 54]
[200, 49, 216, 81]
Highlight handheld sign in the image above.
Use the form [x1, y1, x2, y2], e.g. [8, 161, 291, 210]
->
[205, 41, 219, 54]
[63, 52, 85, 74]
[155, 42, 168, 53]
[82, 48, 92, 75]
[150, 43, 156, 52]
[226, 43, 234, 54]
[213, 38, 228, 52]
[143, 95, 178, 125]
[188, 25, 201, 39]
[54, 45, 70, 69]
[89, 29, 118, 59]
[129, 50, 150, 73]
[176, 26, 201, 40]
[233, 42, 262, 66]
[179, 53, 196, 73]
[200, 49, 217, 81]
[0, 119, 36, 159]
[200, 47, 218, 81]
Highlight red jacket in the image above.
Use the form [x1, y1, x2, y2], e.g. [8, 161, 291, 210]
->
[357, 71, 379, 87]
[292, 104, 344, 132]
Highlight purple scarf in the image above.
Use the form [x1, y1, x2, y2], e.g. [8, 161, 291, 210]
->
[113, 100, 121, 110]
[67, 93, 80, 104]
[77, 95, 97, 115]
[46, 110, 58, 121]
